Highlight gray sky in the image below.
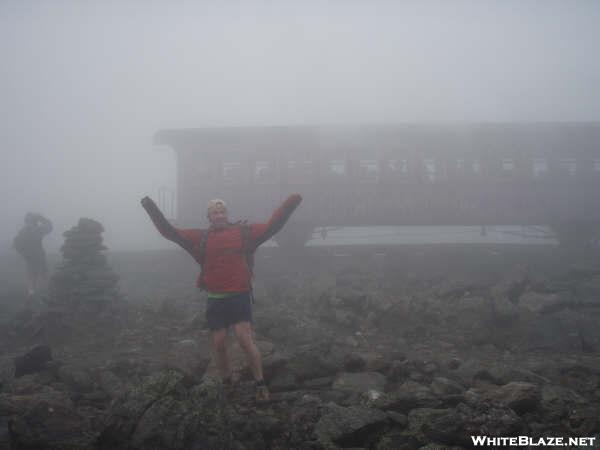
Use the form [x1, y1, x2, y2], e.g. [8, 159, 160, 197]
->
[1, 0, 599, 252]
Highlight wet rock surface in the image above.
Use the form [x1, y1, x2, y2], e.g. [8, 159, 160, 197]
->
[1, 244, 600, 449]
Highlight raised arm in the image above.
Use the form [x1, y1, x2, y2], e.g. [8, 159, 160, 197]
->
[252, 194, 303, 246]
[140, 196, 200, 254]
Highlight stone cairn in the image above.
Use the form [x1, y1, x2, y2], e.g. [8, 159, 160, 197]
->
[49, 218, 120, 310]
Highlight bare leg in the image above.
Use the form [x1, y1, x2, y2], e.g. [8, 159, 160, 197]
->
[211, 328, 232, 381]
[232, 321, 263, 381]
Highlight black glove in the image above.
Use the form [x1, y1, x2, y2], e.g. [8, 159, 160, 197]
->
[141, 196, 154, 208]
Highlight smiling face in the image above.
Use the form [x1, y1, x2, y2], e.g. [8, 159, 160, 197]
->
[207, 199, 228, 228]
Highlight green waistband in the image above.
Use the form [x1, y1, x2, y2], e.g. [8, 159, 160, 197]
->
[207, 292, 240, 299]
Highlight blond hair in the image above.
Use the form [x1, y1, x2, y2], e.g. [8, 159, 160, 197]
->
[207, 199, 227, 214]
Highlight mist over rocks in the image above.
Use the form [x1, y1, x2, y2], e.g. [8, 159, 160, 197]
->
[0, 245, 599, 448]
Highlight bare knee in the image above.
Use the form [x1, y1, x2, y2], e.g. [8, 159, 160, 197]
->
[234, 323, 256, 352]
[212, 330, 228, 353]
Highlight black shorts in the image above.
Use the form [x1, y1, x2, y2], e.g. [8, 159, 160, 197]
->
[206, 291, 253, 331]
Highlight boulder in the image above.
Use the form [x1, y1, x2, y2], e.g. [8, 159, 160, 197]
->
[423, 402, 524, 447]
[14, 346, 52, 378]
[430, 377, 465, 397]
[492, 382, 542, 414]
[315, 402, 388, 448]
[8, 399, 94, 450]
[332, 372, 387, 395]
[540, 385, 587, 422]
[374, 381, 442, 412]
[98, 371, 281, 449]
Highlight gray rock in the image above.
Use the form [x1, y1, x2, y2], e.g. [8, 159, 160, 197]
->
[387, 359, 412, 381]
[476, 362, 549, 385]
[162, 340, 210, 383]
[576, 275, 600, 301]
[468, 381, 542, 415]
[525, 309, 600, 352]
[302, 376, 333, 389]
[286, 347, 339, 381]
[333, 372, 387, 395]
[540, 385, 587, 422]
[493, 382, 541, 414]
[490, 266, 529, 303]
[57, 365, 94, 393]
[95, 370, 127, 399]
[386, 411, 408, 427]
[419, 444, 463, 450]
[335, 285, 367, 309]
[423, 402, 524, 446]
[333, 309, 359, 327]
[14, 346, 52, 378]
[270, 372, 299, 392]
[315, 402, 388, 448]
[430, 377, 465, 397]
[8, 399, 95, 450]
[374, 381, 442, 412]
[367, 291, 394, 313]
[406, 408, 452, 444]
[491, 295, 519, 322]
[343, 353, 367, 372]
[519, 291, 569, 314]
[447, 296, 493, 337]
[98, 370, 284, 449]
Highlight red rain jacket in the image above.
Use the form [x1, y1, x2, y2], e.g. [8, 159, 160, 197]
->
[143, 194, 302, 292]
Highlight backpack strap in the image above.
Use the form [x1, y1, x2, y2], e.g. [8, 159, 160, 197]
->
[239, 221, 256, 277]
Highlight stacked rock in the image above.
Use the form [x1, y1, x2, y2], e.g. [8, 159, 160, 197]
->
[49, 218, 120, 309]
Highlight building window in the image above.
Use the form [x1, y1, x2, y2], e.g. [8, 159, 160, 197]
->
[358, 159, 379, 183]
[424, 158, 436, 182]
[533, 158, 548, 177]
[327, 160, 346, 177]
[254, 160, 278, 184]
[558, 158, 576, 176]
[502, 158, 514, 171]
[387, 159, 408, 174]
[223, 161, 243, 185]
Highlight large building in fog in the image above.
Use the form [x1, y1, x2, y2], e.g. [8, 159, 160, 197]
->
[154, 122, 600, 246]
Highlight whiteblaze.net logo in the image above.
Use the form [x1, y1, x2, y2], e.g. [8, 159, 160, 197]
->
[471, 436, 597, 447]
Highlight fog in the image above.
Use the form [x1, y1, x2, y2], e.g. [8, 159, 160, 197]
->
[1, 0, 599, 253]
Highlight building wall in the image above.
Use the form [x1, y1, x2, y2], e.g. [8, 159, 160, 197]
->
[165, 124, 600, 228]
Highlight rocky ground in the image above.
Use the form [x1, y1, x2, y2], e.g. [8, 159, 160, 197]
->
[1, 244, 600, 449]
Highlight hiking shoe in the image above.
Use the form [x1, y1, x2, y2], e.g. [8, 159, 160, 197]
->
[255, 381, 270, 402]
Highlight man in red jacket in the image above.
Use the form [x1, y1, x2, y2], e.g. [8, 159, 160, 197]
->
[141, 194, 302, 401]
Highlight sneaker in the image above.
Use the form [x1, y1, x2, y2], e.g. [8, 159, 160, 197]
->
[255, 381, 270, 402]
